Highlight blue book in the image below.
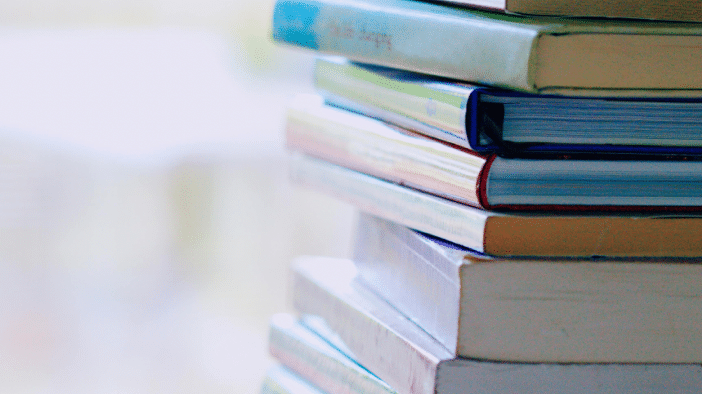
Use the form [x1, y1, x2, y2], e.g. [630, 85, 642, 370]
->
[288, 95, 702, 212]
[272, 0, 702, 96]
[315, 57, 702, 157]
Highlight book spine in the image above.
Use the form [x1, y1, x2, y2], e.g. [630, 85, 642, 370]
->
[353, 214, 462, 354]
[268, 314, 397, 394]
[291, 257, 452, 394]
[314, 58, 473, 148]
[288, 153, 490, 253]
[272, 0, 538, 91]
[285, 94, 487, 207]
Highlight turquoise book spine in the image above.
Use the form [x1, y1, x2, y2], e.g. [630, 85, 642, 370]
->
[271, 0, 537, 91]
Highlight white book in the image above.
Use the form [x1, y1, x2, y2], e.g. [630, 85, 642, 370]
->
[352, 213, 702, 363]
[292, 256, 702, 394]
[289, 152, 702, 258]
[268, 313, 396, 394]
[261, 365, 327, 394]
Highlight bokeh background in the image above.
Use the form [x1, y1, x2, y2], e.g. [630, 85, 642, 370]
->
[0, 1, 356, 392]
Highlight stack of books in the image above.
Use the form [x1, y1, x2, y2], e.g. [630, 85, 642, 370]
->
[263, 0, 702, 393]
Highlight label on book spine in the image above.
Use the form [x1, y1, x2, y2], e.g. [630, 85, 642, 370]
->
[273, 0, 322, 50]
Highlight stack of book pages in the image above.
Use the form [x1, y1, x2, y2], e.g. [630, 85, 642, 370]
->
[263, 0, 702, 393]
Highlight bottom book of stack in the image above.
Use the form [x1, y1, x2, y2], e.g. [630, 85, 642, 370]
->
[262, 214, 702, 394]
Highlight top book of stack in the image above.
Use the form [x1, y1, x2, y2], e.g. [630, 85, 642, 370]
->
[434, 0, 702, 22]
[272, 0, 702, 96]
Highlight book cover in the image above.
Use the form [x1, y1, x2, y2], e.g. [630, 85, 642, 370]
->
[271, 0, 702, 95]
[268, 313, 396, 394]
[287, 94, 702, 211]
[261, 365, 327, 394]
[292, 256, 702, 393]
[353, 213, 702, 361]
[289, 152, 702, 257]
[434, 0, 702, 22]
[315, 57, 702, 155]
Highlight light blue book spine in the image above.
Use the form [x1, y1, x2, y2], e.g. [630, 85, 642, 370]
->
[269, 314, 397, 394]
[271, 0, 537, 91]
[261, 365, 327, 394]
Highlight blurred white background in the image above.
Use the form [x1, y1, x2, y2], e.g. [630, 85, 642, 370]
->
[0, 1, 356, 392]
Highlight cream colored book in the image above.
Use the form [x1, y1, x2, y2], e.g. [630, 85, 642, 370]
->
[290, 153, 702, 257]
[292, 256, 702, 394]
[352, 213, 702, 361]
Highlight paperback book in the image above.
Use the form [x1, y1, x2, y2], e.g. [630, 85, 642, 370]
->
[268, 313, 395, 394]
[353, 213, 702, 361]
[261, 365, 326, 394]
[292, 256, 702, 394]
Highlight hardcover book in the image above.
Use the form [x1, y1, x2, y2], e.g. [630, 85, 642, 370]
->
[272, 0, 702, 95]
[287, 94, 702, 211]
[292, 256, 702, 394]
[289, 152, 702, 257]
[315, 57, 702, 155]
[434, 0, 702, 22]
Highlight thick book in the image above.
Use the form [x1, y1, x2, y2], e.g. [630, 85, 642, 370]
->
[268, 313, 396, 394]
[271, 0, 702, 96]
[289, 152, 702, 257]
[261, 365, 327, 394]
[287, 94, 702, 211]
[352, 213, 702, 361]
[434, 0, 702, 22]
[292, 256, 702, 394]
[315, 57, 702, 155]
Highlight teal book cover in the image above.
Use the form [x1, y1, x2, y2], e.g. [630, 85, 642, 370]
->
[271, 0, 702, 95]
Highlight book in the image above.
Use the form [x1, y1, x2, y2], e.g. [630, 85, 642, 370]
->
[287, 94, 702, 211]
[261, 365, 327, 394]
[268, 313, 396, 394]
[292, 256, 702, 394]
[315, 57, 702, 155]
[352, 213, 702, 361]
[289, 152, 702, 257]
[271, 0, 702, 96]
[433, 0, 702, 22]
